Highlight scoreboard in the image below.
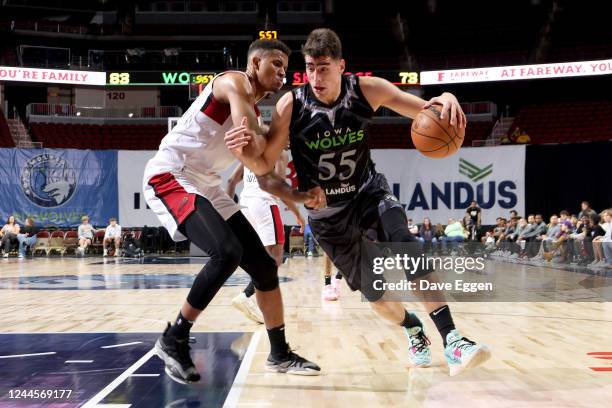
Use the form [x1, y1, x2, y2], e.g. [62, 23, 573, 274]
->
[290, 71, 419, 86]
[107, 70, 420, 99]
[189, 73, 216, 99]
[107, 70, 419, 87]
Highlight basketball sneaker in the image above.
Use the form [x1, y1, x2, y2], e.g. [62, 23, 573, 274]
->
[265, 345, 321, 375]
[231, 292, 264, 324]
[322, 284, 338, 301]
[155, 323, 201, 384]
[332, 278, 342, 299]
[444, 330, 491, 376]
[404, 325, 432, 367]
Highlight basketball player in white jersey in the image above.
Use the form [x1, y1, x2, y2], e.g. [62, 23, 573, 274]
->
[226, 150, 305, 323]
[143, 39, 321, 384]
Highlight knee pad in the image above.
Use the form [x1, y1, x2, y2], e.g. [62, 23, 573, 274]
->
[251, 253, 279, 292]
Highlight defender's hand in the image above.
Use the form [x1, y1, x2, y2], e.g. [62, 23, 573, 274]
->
[304, 186, 327, 210]
[224, 116, 253, 152]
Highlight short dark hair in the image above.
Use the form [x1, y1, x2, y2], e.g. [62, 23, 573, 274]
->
[248, 39, 291, 58]
[301, 28, 342, 59]
[560, 210, 569, 217]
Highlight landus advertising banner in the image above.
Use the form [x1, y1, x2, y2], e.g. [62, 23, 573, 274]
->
[371, 146, 526, 224]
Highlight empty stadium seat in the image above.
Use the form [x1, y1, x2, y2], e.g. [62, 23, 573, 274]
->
[29, 123, 167, 149]
[510, 101, 612, 144]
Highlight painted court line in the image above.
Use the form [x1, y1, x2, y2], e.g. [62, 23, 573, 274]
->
[223, 330, 262, 408]
[101, 341, 143, 349]
[0, 352, 56, 359]
[81, 348, 156, 408]
[93, 405, 132, 408]
[129, 373, 160, 377]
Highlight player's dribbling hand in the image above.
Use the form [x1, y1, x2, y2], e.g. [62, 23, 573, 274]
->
[224, 116, 253, 153]
[423, 92, 467, 129]
[304, 186, 327, 210]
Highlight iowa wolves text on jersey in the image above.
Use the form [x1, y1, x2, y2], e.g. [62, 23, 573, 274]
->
[289, 74, 376, 207]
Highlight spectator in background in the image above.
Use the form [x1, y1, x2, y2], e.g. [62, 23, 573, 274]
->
[16, 217, 38, 258]
[511, 217, 529, 256]
[406, 218, 418, 234]
[568, 215, 589, 264]
[585, 214, 605, 266]
[434, 223, 445, 252]
[498, 217, 517, 252]
[103, 217, 122, 257]
[1, 216, 20, 258]
[418, 217, 437, 253]
[552, 222, 571, 263]
[601, 209, 612, 266]
[525, 214, 547, 257]
[534, 215, 559, 258]
[578, 201, 597, 220]
[77, 215, 95, 256]
[591, 210, 610, 268]
[441, 218, 466, 252]
[559, 210, 570, 227]
[570, 214, 578, 229]
[465, 200, 482, 228]
[509, 209, 518, 220]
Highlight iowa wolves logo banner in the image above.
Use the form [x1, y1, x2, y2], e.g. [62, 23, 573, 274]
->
[0, 148, 118, 227]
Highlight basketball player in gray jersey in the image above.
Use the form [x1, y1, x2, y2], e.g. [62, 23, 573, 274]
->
[225, 28, 490, 376]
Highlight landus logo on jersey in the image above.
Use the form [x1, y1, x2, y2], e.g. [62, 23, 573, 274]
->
[20, 154, 77, 207]
[325, 182, 356, 196]
[305, 128, 365, 150]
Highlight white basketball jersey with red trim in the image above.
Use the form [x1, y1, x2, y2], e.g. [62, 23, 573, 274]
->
[240, 165, 276, 202]
[144, 71, 259, 189]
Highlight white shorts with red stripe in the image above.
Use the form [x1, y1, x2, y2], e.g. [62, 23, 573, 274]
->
[241, 196, 285, 246]
[143, 172, 241, 242]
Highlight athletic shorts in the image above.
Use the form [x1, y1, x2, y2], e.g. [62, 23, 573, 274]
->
[309, 172, 410, 296]
[241, 196, 285, 246]
[144, 172, 240, 241]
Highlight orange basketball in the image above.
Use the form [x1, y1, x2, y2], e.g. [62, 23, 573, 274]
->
[411, 104, 465, 158]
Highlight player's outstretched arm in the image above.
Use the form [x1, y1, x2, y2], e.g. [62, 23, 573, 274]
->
[359, 76, 466, 128]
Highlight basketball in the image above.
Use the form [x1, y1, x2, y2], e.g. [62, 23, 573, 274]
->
[411, 105, 465, 158]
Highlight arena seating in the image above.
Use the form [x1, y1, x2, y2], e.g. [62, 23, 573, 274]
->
[510, 101, 612, 144]
[0, 109, 15, 147]
[368, 121, 494, 149]
[30, 123, 167, 149]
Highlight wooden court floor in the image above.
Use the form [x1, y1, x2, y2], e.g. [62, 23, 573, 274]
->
[0, 255, 611, 407]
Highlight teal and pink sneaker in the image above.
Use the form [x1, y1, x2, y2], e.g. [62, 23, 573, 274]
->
[404, 326, 432, 367]
[444, 329, 491, 376]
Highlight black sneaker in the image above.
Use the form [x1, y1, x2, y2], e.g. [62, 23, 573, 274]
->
[265, 345, 321, 376]
[154, 323, 201, 384]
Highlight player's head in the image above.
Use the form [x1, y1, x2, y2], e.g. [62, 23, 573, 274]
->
[301, 28, 345, 101]
[109, 217, 117, 226]
[81, 215, 89, 224]
[247, 39, 290, 92]
[6, 215, 15, 225]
